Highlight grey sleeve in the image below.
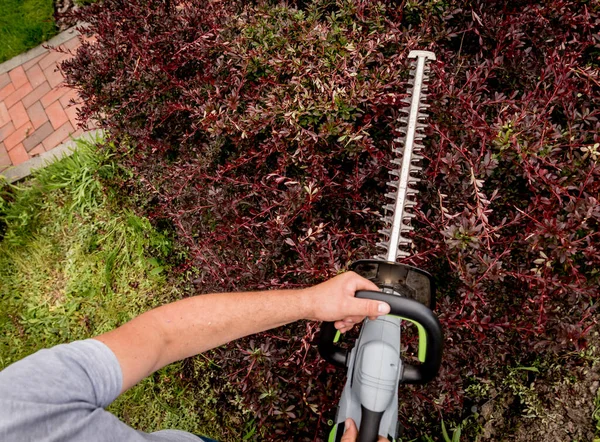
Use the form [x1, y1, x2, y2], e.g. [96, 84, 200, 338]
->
[0, 339, 202, 442]
[0, 339, 130, 441]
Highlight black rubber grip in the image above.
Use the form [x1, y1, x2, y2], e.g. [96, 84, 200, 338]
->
[357, 406, 384, 442]
[318, 291, 443, 382]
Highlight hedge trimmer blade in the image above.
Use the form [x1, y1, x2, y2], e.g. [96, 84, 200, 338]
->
[378, 50, 436, 261]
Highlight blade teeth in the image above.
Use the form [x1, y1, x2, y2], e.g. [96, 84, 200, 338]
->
[377, 241, 389, 250]
[382, 51, 434, 260]
[398, 237, 412, 246]
[378, 228, 390, 238]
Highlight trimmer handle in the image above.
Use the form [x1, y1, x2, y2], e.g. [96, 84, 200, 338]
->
[318, 291, 443, 384]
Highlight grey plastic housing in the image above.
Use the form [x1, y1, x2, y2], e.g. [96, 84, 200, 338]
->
[334, 315, 402, 439]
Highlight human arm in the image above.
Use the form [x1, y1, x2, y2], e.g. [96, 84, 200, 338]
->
[93, 271, 390, 393]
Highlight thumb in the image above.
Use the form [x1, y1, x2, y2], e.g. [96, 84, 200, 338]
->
[349, 298, 390, 318]
[340, 418, 358, 442]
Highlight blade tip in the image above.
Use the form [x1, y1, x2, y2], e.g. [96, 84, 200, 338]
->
[408, 50, 436, 61]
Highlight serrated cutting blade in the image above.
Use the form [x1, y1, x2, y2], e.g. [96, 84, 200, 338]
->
[378, 50, 436, 262]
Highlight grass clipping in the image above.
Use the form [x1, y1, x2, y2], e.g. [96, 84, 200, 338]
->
[0, 141, 234, 439]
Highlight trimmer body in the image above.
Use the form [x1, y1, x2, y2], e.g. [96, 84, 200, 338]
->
[318, 50, 442, 442]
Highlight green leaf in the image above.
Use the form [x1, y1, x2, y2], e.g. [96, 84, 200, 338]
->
[515, 366, 539, 372]
[452, 426, 461, 442]
[149, 266, 164, 276]
[441, 420, 452, 442]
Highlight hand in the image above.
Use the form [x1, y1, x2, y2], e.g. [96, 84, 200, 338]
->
[341, 418, 388, 442]
[302, 272, 390, 333]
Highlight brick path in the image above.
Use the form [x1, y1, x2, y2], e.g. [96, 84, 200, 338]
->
[0, 30, 85, 175]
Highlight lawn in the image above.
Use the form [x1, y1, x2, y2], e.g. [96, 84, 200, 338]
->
[0, 141, 242, 440]
[0, 0, 57, 63]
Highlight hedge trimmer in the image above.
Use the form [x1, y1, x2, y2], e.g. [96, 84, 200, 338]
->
[319, 50, 443, 442]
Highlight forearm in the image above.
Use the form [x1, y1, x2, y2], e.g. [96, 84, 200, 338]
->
[93, 272, 387, 394]
[94, 289, 312, 392]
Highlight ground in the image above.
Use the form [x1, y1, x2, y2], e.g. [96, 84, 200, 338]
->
[473, 328, 600, 442]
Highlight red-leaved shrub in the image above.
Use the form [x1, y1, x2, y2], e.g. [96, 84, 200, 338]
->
[62, 0, 599, 439]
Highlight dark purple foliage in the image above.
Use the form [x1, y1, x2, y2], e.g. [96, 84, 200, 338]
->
[62, 0, 600, 439]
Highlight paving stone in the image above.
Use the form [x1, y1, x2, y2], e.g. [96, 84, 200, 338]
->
[59, 89, 79, 107]
[64, 104, 80, 128]
[45, 100, 69, 130]
[23, 121, 53, 152]
[62, 36, 81, 52]
[28, 144, 46, 156]
[39, 51, 66, 71]
[0, 83, 15, 101]
[44, 66, 65, 89]
[21, 53, 47, 71]
[0, 103, 10, 127]
[7, 143, 29, 165]
[4, 83, 33, 108]
[40, 86, 69, 108]
[4, 123, 33, 150]
[26, 64, 47, 88]
[22, 82, 52, 109]
[9, 102, 30, 129]
[0, 142, 10, 167]
[42, 121, 74, 150]
[0, 73, 10, 90]
[0, 122, 15, 142]
[26, 101, 49, 130]
[8, 66, 29, 89]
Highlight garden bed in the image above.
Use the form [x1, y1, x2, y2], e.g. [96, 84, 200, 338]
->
[3, 0, 599, 440]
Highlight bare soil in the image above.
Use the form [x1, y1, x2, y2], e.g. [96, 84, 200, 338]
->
[478, 327, 600, 442]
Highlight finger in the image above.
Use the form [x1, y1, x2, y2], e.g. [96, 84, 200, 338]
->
[340, 418, 358, 442]
[345, 271, 380, 293]
[348, 298, 390, 318]
[335, 323, 352, 334]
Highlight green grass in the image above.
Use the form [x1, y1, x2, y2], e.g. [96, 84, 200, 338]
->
[0, 140, 238, 440]
[0, 0, 57, 63]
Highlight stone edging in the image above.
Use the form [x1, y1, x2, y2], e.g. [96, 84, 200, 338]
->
[1, 130, 104, 183]
[0, 26, 81, 75]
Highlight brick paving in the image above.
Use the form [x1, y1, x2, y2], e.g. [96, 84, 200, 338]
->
[0, 32, 85, 174]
